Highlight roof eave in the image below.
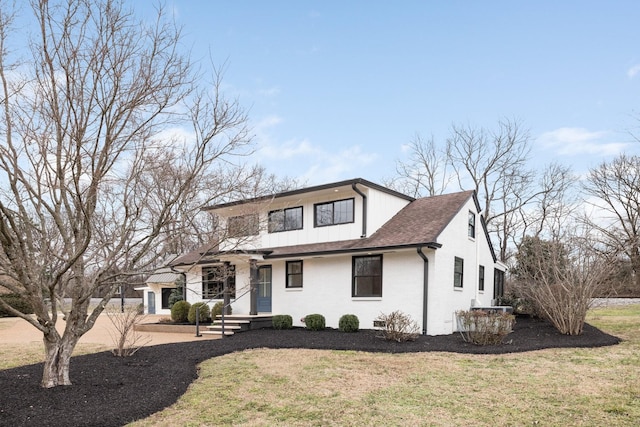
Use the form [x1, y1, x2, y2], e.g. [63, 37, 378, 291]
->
[264, 242, 441, 259]
[203, 178, 415, 211]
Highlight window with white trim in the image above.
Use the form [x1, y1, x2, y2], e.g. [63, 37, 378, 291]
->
[468, 211, 476, 238]
[286, 260, 303, 288]
[454, 257, 464, 288]
[352, 255, 382, 297]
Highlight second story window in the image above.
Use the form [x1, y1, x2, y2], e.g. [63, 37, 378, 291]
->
[268, 207, 303, 233]
[227, 214, 259, 237]
[314, 198, 354, 227]
[468, 211, 476, 238]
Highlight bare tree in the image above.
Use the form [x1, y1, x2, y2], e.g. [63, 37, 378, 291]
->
[393, 118, 575, 261]
[497, 163, 578, 259]
[583, 154, 640, 290]
[0, 0, 254, 387]
[387, 133, 452, 197]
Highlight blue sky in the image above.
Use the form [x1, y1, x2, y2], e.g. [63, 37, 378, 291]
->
[137, 1, 640, 186]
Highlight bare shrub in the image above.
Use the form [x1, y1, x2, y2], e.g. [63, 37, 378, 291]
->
[511, 233, 610, 335]
[375, 311, 420, 342]
[106, 305, 151, 357]
[456, 310, 515, 345]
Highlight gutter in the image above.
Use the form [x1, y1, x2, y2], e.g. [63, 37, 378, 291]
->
[351, 182, 367, 238]
[417, 247, 429, 335]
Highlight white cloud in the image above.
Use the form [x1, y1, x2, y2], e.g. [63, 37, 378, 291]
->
[255, 136, 377, 184]
[302, 145, 377, 184]
[260, 138, 316, 160]
[628, 64, 640, 79]
[255, 115, 283, 131]
[538, 127, 629, 157]
[258, 86, 280, 97]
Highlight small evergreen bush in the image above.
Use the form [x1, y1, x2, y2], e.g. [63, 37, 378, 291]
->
[188, 302, 211, 324]
[167, 287, 184, 308]
[339, 314, 360, 332]
[304, 313, 325, 331]
[272, 314, 293, 330]
[170, 300, 191, 323]
[211, 301, 232, 317]
[0, 293, 34, 317]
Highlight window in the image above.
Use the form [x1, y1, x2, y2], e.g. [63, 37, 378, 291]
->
[468, 211, 476, 238]
[478, 265, 485, 291]
[286, 260, 303, 288]
[314, 198, 354, 227]
[202, 265, 236, 299]
[494, 268, 505, 300]
[161, 288, 174, 309]
[227, 214, 259, 237]
[352, 255, 382, 297]
[454, 257, 464, 288]
[268, 207, 303, 232]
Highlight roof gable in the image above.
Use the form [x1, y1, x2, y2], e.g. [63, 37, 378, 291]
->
[362, 190, 476, 248]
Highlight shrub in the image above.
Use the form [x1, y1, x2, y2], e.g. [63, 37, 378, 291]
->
[188, 302, 211, 324]
[211, 301, 232, 318]
[0, 294, 34, 317]
[106, 304, 150, 357]
[304, 313, 326, 331]
[338, 314, 359, 332]
[170, 300, 190, 323]
[456, 310, 515, 345]
[375, 310, 420, 342]
[272, 314, 293, 330]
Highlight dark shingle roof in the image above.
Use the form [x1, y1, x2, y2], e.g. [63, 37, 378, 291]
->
[172, 190, 480, 264]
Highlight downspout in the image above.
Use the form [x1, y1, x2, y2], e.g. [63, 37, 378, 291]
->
[417, 247, 429, 335]
[351, 182, 367, 238]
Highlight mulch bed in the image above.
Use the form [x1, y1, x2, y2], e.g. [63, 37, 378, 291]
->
[0, 316, 621, 427]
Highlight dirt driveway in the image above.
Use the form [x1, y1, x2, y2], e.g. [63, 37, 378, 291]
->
[0, 313, 218, 346]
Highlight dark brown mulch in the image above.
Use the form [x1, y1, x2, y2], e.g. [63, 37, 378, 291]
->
[0, 316, 620, 427]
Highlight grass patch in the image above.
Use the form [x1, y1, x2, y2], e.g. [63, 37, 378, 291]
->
[130, 305, 640, 427]
[0, 342, 108, 370]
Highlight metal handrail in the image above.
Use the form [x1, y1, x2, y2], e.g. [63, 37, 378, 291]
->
[194, 286, 253, 338]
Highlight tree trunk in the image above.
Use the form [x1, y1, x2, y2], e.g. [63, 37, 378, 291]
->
[42, 333, 79, 388]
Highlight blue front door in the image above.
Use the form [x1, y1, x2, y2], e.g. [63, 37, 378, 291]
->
[257, 266, 272, 313]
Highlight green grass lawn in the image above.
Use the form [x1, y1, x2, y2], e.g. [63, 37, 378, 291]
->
[128, 304, 640, 427]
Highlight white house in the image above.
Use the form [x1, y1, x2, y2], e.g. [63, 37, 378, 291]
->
[150, 178, 505, 335]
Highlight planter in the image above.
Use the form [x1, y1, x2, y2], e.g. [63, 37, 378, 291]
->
[134, 323, 203, 334]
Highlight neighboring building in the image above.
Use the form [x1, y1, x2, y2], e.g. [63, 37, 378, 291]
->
[159, 178, 505, 335]
[137, 258, 183, 315]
